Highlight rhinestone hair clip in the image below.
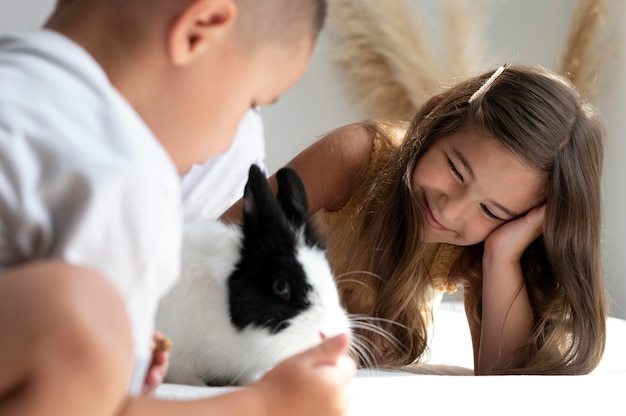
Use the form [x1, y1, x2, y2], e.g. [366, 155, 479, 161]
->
[468, 63, 510, 103]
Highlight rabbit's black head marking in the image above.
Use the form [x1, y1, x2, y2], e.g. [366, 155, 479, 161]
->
[229, 165, 324, 334]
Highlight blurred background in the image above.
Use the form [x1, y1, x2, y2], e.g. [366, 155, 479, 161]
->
[2, 0, 624, 319]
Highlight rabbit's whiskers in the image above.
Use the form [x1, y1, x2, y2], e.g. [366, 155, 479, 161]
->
[347, 315, 415, 369]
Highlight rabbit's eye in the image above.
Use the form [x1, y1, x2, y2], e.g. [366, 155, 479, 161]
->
[272, 279, 291, 301]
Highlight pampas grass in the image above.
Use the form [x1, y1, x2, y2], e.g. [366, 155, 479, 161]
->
[327, 0, 441, 121]
[326, 0, 491, 120]
[326, 0, 616, 120]
[439, 0, 490, 80]
[559, 0, 611, 100]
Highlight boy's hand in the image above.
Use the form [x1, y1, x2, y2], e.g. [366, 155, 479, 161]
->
[141, 330, 172, 395]
[253, 333, 356, 416]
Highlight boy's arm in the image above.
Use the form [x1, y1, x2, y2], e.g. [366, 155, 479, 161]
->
[221, 123, 374, 222]
[120, 334, 355, 416]
[121, 388, 267, 416]
[473, 206, 545, 374]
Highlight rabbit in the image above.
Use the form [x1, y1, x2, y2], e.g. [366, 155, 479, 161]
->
[156, 164, 351, 387]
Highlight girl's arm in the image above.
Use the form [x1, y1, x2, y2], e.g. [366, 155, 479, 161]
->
[221, 123, 375, 222]
[476, 252, 533, 374]
[473, 205, 546, 374]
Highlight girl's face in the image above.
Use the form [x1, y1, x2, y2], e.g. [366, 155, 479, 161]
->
[412, 125, 547, 246]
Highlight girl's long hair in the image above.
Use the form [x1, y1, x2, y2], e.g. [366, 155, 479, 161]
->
[325, 65, 607, 374]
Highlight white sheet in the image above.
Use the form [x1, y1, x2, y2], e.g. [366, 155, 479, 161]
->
[156, 303, 626, 414]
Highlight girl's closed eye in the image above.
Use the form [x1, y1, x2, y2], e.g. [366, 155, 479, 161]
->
[480, 203, 505, 222]
[448, 158, 463, 182]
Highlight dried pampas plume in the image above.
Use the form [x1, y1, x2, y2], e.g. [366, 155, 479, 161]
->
[326, 0, 489, 121]
[327, 0, 439, 121]
[439, 0, 489, 80]
[327, 0, 616, 120]
[558, 0, 611, 100]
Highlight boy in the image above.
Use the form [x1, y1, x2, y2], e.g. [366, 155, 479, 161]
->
[0, 1, 355, 416]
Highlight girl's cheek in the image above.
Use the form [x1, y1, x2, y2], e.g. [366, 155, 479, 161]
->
[467, 222, 494, 245]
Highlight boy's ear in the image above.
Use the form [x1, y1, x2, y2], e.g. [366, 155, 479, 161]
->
[168, 0, 237, 66]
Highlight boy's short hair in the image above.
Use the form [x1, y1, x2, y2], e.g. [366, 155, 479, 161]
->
[57, 0, 327, 50]
[235, 0, 327, 49]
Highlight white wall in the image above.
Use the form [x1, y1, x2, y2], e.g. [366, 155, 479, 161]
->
[0, 1, 54, 31]
[2, 1, 624, 319]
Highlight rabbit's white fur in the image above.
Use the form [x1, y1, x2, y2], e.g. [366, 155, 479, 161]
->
[156, 219, 351, 386]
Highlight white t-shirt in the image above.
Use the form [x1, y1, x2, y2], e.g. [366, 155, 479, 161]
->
[0, 30, 181, 394]
[181, 108, 266, 222]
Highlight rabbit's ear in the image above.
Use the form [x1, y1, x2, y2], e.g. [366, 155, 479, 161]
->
[243, 165, 280, 225]
[242, 164, 286, 235]
[275, 167, 308, 227]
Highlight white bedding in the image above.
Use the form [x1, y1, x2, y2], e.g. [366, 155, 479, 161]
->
[156, 302, 626, 414]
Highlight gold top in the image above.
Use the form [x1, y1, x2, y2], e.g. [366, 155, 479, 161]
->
[320, 125, 463, 293]
[423, 242, 464, 294]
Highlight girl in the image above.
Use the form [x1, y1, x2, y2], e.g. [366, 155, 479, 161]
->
[225, 64, 607, 375]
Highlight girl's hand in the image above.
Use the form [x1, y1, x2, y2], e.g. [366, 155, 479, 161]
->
[141, 330, 171, 395]
[484, 205, 546, 261]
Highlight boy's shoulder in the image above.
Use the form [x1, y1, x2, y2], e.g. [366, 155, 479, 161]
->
[0, 29, 177, 181]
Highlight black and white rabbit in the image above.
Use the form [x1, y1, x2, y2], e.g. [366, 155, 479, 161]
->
[156, 164, 351, 386]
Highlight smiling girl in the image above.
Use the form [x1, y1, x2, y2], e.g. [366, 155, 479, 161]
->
[224, 64, 607, 375]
